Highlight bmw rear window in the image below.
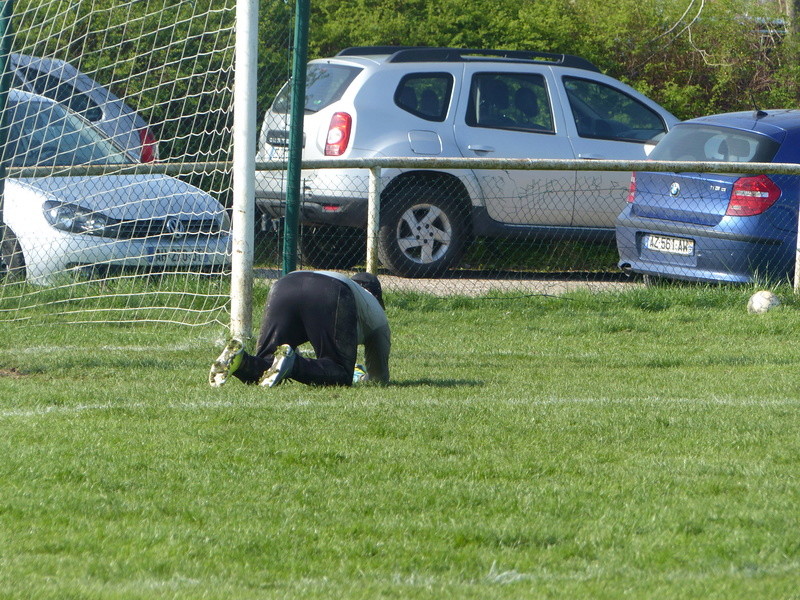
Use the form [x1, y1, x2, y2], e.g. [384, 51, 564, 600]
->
[649, 123, 780, 163]
[271, 64, 362, 114]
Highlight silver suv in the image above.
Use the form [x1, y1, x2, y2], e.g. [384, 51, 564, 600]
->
[256, 46, 678, 277]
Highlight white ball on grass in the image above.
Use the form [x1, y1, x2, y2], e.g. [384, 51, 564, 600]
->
[747, 290, 781, 314]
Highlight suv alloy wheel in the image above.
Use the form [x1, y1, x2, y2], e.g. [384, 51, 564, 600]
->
[378, 185, 469, 277]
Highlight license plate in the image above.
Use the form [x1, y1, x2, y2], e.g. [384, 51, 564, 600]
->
[645, 234, 694, 256]
[147, 248, 208, 266]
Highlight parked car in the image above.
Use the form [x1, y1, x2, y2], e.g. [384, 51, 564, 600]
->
[0, 90, 229, 285]
[9, 53, 159, 163]
[256, 46, 678, 277]
[616, 109, 800, 284]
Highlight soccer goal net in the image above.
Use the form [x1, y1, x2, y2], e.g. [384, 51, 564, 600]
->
[0, 0, 292, 329]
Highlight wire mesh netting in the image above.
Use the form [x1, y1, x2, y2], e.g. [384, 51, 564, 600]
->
[254, 166, 630, 296]
[0, 0, 293, 325]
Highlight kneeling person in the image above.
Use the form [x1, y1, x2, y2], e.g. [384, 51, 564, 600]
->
[209, 271, 390, 387]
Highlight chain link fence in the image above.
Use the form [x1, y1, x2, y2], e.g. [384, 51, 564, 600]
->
[255, 166, 624, 296]
[254, 157, 800, 297]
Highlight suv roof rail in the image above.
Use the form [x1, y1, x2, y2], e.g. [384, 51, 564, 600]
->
[337, 46, 418, 57]
[336, 46, 600, 72]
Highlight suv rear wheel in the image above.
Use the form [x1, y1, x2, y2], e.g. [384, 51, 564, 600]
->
[378, 187, 468, 278]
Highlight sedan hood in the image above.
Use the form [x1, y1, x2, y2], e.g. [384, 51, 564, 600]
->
[13, 174, 224, 220]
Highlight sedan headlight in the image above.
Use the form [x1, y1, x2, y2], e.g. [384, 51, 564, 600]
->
[43, 201, 117, 236]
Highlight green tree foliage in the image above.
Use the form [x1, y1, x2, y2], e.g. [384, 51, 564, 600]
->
[308, 0, 793, 120]
[4, 0, 795, 164]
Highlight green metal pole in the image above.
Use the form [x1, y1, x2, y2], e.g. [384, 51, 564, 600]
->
[0, 0, 13, 241]
[282, 0, 309, 275]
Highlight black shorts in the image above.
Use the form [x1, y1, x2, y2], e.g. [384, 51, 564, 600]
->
[246, 272, 358, 386]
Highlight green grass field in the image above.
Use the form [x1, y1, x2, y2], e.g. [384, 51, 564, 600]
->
[2, 285, 799, 599]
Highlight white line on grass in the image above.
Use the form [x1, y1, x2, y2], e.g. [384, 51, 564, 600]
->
[10, 342, 215, 354]
[2, 395, 799, 420]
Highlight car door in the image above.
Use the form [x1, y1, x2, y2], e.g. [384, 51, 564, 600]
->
[557, 75, 673, 228]
[453, 66, 576, 226]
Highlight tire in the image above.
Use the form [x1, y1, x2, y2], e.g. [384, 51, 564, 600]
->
[642, 274, 665, 287]
[299, 225, 366, 270]
[0, 226, 26, 282]
[378, 187, 468, 278]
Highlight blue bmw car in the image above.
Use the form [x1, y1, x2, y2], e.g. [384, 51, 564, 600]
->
[616, 110, 800, 284]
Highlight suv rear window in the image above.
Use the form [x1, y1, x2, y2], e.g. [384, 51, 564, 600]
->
[394, 73, 453, 122]
[271, 64, 361, 115]
[649, 124, 780, 163]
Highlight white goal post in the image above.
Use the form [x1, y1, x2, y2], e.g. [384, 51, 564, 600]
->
[230, 0, 259, 341]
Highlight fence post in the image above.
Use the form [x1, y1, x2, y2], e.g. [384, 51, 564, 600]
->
[282, 0, 310, 275]
[795, 215, 800, 293]
[229, 0, 258, 340]
[366, 166, 382, 274]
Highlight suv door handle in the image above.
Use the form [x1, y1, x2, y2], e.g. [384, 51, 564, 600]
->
[467, 144, 495, 153]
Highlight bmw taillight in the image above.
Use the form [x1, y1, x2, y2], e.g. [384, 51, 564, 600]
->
[726, 175, 781, 216]
[139, 128, 158, 163]
[324, 112, 352, 156]
[626, 173, 637, 203]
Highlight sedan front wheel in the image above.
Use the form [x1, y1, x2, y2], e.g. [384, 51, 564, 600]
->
[0, 226, 26, 282]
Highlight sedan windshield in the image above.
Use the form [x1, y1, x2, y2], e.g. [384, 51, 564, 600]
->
[4, 98, 132, 167]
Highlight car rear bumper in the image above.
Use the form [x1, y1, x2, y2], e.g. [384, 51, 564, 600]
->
[616, 209, 793, 284]
[255, 168, 369, 229]
[256, 195, 367, 229]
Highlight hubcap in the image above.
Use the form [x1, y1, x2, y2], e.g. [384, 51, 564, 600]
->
[395, 203, 452, 265]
